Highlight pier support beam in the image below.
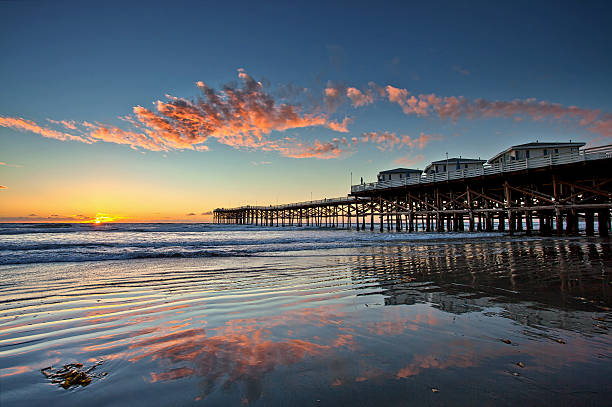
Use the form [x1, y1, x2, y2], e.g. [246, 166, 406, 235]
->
[585, 211, 595, 236]
[370, 201, 374, 231]
[598, 209, 610, 237]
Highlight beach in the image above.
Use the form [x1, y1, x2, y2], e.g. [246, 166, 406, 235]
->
[0, 223, 611, 406]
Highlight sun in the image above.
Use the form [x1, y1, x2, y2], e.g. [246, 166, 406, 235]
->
[85, 213, 121, 224]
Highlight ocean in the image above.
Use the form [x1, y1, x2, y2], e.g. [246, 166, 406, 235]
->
[0, 223, 611, 406]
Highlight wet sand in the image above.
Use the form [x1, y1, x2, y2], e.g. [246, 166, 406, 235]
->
[1, 235, 611, 406]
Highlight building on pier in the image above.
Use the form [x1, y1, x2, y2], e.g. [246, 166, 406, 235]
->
[424, 157, 486, 174]
[214, 143, 612, 237]
[488, 141, 584, 165]
[377, 168, 422, 182]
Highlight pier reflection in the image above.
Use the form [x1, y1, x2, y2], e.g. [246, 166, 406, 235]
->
[120, 238, 611, 404]
[3, 237, 611, 406]
[350, 238, 612, 314]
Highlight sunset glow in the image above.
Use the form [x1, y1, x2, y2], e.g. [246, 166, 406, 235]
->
[85, 213, 122, 224]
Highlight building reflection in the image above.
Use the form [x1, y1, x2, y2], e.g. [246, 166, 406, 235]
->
[348, 238, 612, 333]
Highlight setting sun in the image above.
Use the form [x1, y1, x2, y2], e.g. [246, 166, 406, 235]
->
[87, 213, 121, 224]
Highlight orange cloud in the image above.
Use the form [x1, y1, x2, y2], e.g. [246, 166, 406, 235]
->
[0, 185, 7, 189]
[0, 70, 351, 158]
[47, 119, 78, 130]
[326, 117, 351, 133]
[0, 116, 90, 143]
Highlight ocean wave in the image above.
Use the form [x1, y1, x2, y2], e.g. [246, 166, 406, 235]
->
[0, 223, 504, 265]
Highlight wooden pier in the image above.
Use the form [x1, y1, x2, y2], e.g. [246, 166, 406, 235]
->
[214, 145, 612, 236]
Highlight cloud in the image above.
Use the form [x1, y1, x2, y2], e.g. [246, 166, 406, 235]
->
[276, 138, 348, 159]
[5, 71, 611, 162]
[383, 85, 612, 139]
[359, 131, 442, 152]
[0, 185, 7, 189]
[186, 212, 196, 216]
[325, 117, 351, 133]
[346, 87, 374, 107]
[452, 65, 470, 76]
[385, 86, 430, 116]
[0, 69, 351, 157]
[324, 84, 346, 112]
[200, 211, 213, 215]
[324, 83, 380, 110]
[250, 161, 272, 166]
[0, 117, 90, 143]
[47, 119, 78, 130]
[0, 161, 23, 168]
[587, 113, 612, 140]
[393, 154, 425, 166]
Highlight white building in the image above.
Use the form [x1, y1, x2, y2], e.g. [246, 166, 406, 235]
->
[488, 141, 585, 165]
[377, 168, 423, 182]
[424, 157, 486, 174]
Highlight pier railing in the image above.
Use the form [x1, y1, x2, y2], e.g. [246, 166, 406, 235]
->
[215, 196, 371, 212]
[351, 144, 612, 193]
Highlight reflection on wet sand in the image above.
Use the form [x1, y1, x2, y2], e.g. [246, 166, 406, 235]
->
[1, 237, 611, 405]
[110, 239, 612, 404]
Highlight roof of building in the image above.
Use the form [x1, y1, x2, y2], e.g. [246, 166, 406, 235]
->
[427, 157, 486, 165]
[423, 157, 486, 172]
[509, 141, 585, 149]
[378, 167, 423, 174]
[488, 141, 585, 163]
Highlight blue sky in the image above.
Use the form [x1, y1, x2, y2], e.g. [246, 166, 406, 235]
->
[1, 0, 610, 220]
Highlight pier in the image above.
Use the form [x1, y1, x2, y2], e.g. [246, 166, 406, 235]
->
[214, 144, 612, 236]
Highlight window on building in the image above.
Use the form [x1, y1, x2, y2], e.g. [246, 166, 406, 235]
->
[555, 148, 559, 154]
[443, 165, 446, 172]
[399, 174, 403, 178]
[464, 164, 468, 169]
[544, 149, 548, 155]
[526, 150, 530, 158]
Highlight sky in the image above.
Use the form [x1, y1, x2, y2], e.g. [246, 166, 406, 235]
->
[1, 0, 611, 222]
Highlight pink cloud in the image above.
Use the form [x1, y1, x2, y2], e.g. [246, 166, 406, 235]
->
[587, 114, 612, 139]
[360, 131, 442, 151]
[346, 87, 374, 107]
[269, 137, 352, 159]
[383, 85, 611, 139]
[0, 162, 22, 168]
[393, 154, 425, 166]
